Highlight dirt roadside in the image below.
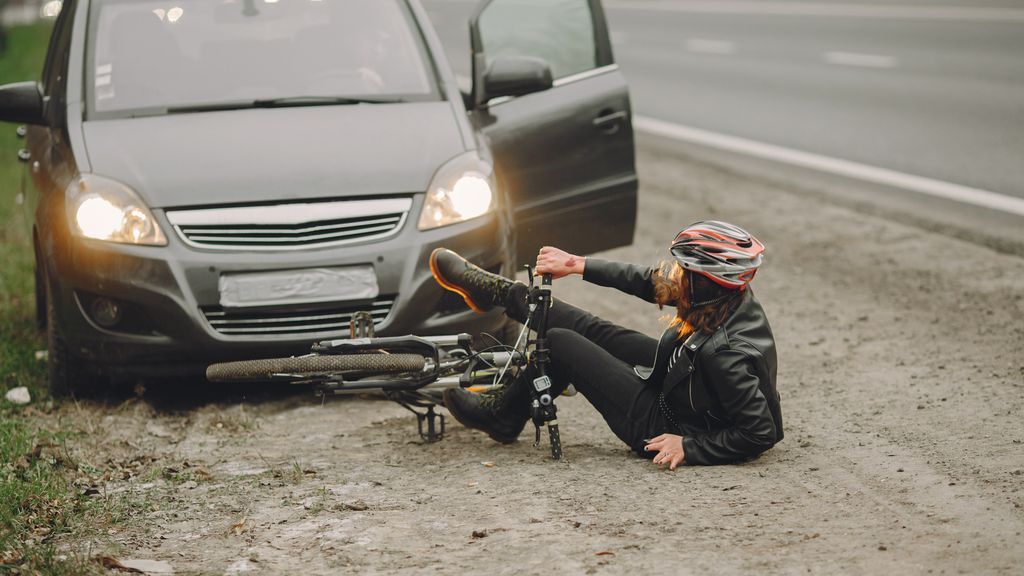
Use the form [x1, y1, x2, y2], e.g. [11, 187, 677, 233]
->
[41, 142, 1023, 575]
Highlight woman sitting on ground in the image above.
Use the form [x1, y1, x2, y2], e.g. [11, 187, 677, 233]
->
[430, 220, 783, 467]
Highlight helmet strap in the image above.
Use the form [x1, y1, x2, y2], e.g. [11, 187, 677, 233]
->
[688, 272, 736, 307]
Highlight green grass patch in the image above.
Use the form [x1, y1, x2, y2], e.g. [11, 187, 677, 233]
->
[1, 24, 50, 400]
[1, 23, 104, 575]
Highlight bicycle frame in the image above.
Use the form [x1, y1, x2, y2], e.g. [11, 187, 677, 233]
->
[207, 274, 565, 459]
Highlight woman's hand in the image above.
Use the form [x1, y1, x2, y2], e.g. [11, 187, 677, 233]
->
[645, 434, 685, 470]
[535, 246, 585, 279]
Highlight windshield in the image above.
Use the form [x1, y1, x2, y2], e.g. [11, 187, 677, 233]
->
[86, 0, 439, 118]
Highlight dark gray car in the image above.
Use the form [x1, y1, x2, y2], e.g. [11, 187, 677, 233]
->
[0, 0, 637, 395]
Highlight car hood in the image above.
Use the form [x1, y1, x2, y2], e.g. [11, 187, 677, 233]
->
[81, 102, 467, 209]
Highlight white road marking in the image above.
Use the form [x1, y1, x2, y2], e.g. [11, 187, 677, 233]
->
[822, 51, 898, 69]
[685, 38, 737, 55]
[604, 1, 1024, 23]
[633, 115, 1024, 217]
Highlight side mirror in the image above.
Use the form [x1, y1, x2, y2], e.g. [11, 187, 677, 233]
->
[0, 82, 45, 125]
[477, 56, 553, 108]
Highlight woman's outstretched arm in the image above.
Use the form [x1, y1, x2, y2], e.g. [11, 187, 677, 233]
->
[535, 246, 661, 304]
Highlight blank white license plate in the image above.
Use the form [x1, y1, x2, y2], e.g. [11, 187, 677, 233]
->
[218, 265, 379, 308]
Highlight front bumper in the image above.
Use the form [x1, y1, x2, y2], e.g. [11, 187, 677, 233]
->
[48, 196, 512, 377]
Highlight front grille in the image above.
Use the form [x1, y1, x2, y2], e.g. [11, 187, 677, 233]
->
[201, 297, 395, 337]
[177, 214, 404, 248]
[166, 198, 412, 250]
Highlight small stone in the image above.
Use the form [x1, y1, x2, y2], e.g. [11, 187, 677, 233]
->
[181, 480, 198, 490]
[878, 545, 887, 551]
[471, 530, 488, 539]
[4, 387, 30, 405]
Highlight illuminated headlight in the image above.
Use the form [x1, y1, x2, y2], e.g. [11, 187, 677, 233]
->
[418, 152, 495, 230]
[66, 174, 167, 245]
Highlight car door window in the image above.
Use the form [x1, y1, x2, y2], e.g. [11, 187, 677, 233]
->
[477, 0, 596, 80]
[42, 0, 76, 125]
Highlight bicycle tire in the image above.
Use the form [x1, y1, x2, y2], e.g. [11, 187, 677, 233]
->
[206, 353, 425, 382]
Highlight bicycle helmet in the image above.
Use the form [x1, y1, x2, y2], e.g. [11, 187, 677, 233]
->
[670, 220, 765, 290]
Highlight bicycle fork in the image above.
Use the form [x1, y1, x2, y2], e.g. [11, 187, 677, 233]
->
[527, 269, 563, 460]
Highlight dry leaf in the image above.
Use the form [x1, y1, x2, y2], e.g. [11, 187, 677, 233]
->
[596, 551, 616, 556]
[343, 500, 368, 511]
[481, 461, 495, 468]
[230, 517, 247, 535]
[96, 556, 144, 573]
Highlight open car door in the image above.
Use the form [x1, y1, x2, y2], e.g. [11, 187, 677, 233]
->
[468, 0, 637, 262]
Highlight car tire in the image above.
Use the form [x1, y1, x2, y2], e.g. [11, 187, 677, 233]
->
[45, 275, 102, 398]
[500, 318, 525, 348]
[33, 236, 46, 331]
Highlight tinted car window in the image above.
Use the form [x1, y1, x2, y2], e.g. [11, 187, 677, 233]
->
[86, 0, 439, 117]
[477, 0, 596, 80]
[42, 0, 77, 126]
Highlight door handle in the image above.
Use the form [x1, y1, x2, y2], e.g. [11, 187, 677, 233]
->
[17, 148, 31, 162]
[592, 109, 627, 134]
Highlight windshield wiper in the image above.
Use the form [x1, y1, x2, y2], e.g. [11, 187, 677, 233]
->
[166, 96, 404, 114]
[256, 96, 404, 106]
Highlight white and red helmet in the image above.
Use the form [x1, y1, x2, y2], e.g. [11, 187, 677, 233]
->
[670, 221, 765, 290]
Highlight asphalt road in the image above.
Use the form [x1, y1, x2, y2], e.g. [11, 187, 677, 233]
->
[423, 0, 1024, 201]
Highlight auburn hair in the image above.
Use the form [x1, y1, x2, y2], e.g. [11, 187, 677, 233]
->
[652, 261, 743, 340]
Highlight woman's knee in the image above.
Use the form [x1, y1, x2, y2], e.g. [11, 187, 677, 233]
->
[546, 328, 592, 363]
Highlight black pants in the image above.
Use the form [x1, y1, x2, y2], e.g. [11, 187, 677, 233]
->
[505, 283, 672, 455]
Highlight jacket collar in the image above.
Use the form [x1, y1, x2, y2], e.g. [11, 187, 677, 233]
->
[658, 325, 714, 354]
[683, 330, 713, 355]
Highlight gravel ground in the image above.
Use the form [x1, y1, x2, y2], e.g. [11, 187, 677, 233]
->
[47, 142, 1024, 575]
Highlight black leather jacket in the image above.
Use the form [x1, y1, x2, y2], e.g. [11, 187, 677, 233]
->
[584, 259, 784, 465]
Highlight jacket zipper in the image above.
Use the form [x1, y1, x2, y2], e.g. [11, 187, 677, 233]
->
[637, 332, 669, 381]
[688, 373, 696, 412]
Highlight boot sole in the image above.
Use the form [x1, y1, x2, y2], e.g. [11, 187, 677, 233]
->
[442, 388, 519, 444]
[429, 249, 488, 314]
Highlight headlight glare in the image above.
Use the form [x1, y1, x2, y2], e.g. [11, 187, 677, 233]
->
[66, 174, 167, 245]
[418, 153, 494, 230]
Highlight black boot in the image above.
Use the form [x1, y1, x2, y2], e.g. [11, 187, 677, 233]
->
[430, 248, 513, 313]
[443, 377, 530, 444]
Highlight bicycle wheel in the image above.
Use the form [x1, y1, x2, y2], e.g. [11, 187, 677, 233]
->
[206, 353, 425, 382]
